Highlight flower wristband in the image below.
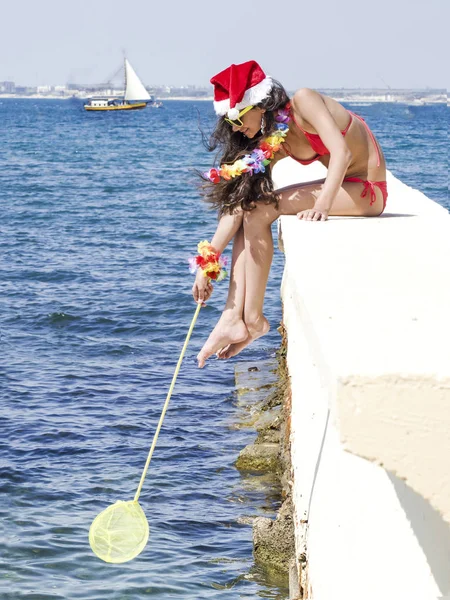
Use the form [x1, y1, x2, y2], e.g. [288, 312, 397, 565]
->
[188, 240, 228, 281]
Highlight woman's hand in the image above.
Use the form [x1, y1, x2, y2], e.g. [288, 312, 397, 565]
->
[297, 206, 329, 221]
[192, 270, 213, 305]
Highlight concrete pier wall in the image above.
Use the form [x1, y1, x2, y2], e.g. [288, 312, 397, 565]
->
[272, 158, 450, 600]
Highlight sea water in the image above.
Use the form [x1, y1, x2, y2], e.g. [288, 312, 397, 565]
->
[0, 99, 447, 600]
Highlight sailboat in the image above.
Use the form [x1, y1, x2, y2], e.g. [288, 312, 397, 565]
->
[84, 59, 152, 111]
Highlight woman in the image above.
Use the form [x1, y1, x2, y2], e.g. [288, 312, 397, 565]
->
[192, 60, 387, 368]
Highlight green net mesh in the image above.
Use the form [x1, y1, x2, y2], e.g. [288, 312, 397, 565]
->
[89, 500, 149, 563]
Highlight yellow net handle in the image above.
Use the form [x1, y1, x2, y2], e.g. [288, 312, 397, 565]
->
[134, 300, 203, 502]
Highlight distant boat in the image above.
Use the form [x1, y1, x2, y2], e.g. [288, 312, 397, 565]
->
[84, 59, 152, 111]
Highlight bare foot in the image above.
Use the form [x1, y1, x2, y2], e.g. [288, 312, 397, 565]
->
[218, 316, 270, 360]
[216, 343, 234, 359]
[197, 314, 248, 368]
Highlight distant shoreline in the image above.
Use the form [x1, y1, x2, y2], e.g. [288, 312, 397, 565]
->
[0, 94, 446, 105]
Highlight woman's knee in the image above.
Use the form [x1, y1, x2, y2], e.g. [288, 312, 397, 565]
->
[243, 202, 277, 227]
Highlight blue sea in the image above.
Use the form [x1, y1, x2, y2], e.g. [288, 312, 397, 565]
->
[0, 98, 447, 600]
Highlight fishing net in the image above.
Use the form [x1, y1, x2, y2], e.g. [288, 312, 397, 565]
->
[89, 500, 149, 563]
[89, 302, 202, 563]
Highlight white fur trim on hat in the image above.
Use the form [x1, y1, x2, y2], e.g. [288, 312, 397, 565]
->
[213, 76, 273, 117]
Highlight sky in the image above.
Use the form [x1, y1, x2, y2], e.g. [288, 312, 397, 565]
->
[0, 0, 447, 90]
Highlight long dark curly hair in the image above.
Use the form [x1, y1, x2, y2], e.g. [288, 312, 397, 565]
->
[200, 79, 290, 216]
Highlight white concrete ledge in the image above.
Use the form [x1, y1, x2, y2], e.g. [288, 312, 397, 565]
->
[273, 158, 450, 599]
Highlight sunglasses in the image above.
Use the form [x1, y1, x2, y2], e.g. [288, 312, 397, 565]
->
[224, 105, 254, 127]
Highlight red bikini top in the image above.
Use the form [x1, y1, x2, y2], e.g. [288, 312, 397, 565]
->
[284, 102, 352, 165]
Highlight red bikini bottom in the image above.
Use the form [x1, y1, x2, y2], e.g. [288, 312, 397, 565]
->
[344, 177, 388, 213]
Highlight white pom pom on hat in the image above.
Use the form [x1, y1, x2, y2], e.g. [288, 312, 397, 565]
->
[210, 60, 273, 118]
[227, 107, 240, 120]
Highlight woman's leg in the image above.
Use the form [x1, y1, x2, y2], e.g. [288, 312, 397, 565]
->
[220, 180, 385, 359]
[197, 224, 248, 367]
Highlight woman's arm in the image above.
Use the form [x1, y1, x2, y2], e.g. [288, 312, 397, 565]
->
[210, 209, 244, 253]
[292, 89, 352, 216]
[192, 209, 244, 303]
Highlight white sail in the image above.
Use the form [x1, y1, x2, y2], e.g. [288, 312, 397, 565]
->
[124, 59, 151, 102]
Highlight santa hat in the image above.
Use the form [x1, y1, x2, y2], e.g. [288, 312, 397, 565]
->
[210, 60, 273, 120]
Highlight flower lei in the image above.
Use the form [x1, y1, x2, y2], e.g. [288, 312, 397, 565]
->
[189, 240, 228, 281]
[203, 105, 291, 184]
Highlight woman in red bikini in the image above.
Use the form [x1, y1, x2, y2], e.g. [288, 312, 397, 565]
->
[192, 60, 388, 367]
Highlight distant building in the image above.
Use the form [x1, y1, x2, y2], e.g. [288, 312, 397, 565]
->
[14, 86, 37, 95]
[37, 85, 53, 94]
[150, 84, 210, 98]
[0, 81, 15, 93]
